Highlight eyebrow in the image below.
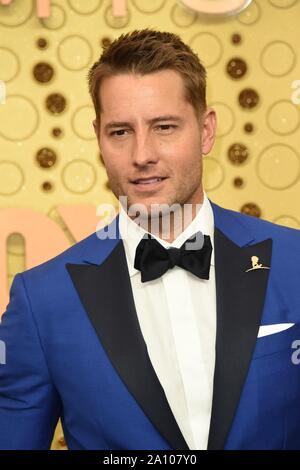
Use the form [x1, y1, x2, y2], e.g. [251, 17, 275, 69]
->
[104, 115, 184, 132]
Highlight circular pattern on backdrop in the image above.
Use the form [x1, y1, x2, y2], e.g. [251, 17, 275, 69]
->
[0, 95, 39, 141]
[211, 102, 235, 137]
[226, 57, 247, 79]
[46, 93, 67, 114]
[33, 62, 54, 83]
[0, 47, 20, 82]
[42, 181, 54, 192]
[257, 144, 300, 189]
[228, 143, 249, 165]
[0, 0, 34, 27]
[0, 161, 24, 195]
[57, 35, 92, 71]
[231, 33, 242, 45]
[36, 37, 48, 49]
[104, 4, 130, 29]
[260, 41, 296, 77]
[273, 215, 300, 229]
[36, 148, 57, 168]
[40, 3, 66, 30]
[101, 36, 112, 48]
[240, 203, 261, 218]
[67, 0, 103, 15]
[170, 3, 197, 27]
[52, 127, 63, 138]
[267, 100, 300, 135]
[62, 160, 96, 193]
[71, 105, 96, 140]
[203, 157, 224, 191]
[132, 0, 166, 14]
[244, 122, 254, 133]
[237, 0, 261, 25]
[239, 88, 260, 109]
[269, 0, 298, 8]
[190, 33, 223, 68]
[233, 177, 244, 188]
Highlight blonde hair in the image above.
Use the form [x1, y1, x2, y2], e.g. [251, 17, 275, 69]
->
[87, 28, 207, 124]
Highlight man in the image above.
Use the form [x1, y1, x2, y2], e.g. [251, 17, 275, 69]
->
[0, 28, 300, 450]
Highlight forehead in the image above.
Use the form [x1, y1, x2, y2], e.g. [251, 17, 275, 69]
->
[99, 69, 189, 114]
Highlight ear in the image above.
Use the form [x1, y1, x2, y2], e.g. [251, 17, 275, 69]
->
[201, 107, 217, 155]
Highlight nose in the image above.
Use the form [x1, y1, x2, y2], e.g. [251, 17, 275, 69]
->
[131, 130, 159, 167]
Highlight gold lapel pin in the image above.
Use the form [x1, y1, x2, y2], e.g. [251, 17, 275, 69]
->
[245, 255, 270, 272]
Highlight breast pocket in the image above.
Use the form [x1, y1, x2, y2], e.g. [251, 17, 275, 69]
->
[252, 322, 300, 360]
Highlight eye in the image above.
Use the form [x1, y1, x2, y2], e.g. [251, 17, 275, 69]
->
[110, 129, 128, 137]
[157, 124, 177, 132]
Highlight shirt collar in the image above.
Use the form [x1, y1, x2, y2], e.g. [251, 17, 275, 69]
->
[118, 191, 215, 278]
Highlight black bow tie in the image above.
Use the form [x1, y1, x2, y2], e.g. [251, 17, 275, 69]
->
[134, 231, 212, 283]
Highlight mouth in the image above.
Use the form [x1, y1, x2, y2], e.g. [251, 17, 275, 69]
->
[130, 176, 168, 191]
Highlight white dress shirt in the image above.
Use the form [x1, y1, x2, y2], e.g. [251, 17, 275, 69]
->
[118, 192, 216, 450]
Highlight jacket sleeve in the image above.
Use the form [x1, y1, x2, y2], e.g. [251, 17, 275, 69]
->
[0, 273, 61, 449]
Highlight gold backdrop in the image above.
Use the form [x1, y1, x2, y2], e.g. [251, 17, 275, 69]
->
[0, 0, 300, 450]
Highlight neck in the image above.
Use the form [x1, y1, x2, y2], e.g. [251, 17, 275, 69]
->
[132, 197, 204, 243]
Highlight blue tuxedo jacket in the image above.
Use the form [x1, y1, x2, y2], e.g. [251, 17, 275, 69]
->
[1, 200, 300, 450]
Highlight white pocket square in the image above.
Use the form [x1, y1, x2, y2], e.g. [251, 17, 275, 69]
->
[257, 323, 295, 338]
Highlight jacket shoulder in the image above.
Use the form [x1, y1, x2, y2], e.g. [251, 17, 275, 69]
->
[20, 217, 120, 283]
[212, 201, 300, 242]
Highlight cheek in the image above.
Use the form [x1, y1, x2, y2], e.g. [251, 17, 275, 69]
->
[107, 166, 125, 185]
[102, 152, 124, 177]
[172, 150, 200, 175]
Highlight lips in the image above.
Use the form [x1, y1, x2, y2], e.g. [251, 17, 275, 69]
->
[132, 177, 167, 184]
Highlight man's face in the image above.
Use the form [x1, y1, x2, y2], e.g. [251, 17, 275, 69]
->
[93, 69, 216, 216]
